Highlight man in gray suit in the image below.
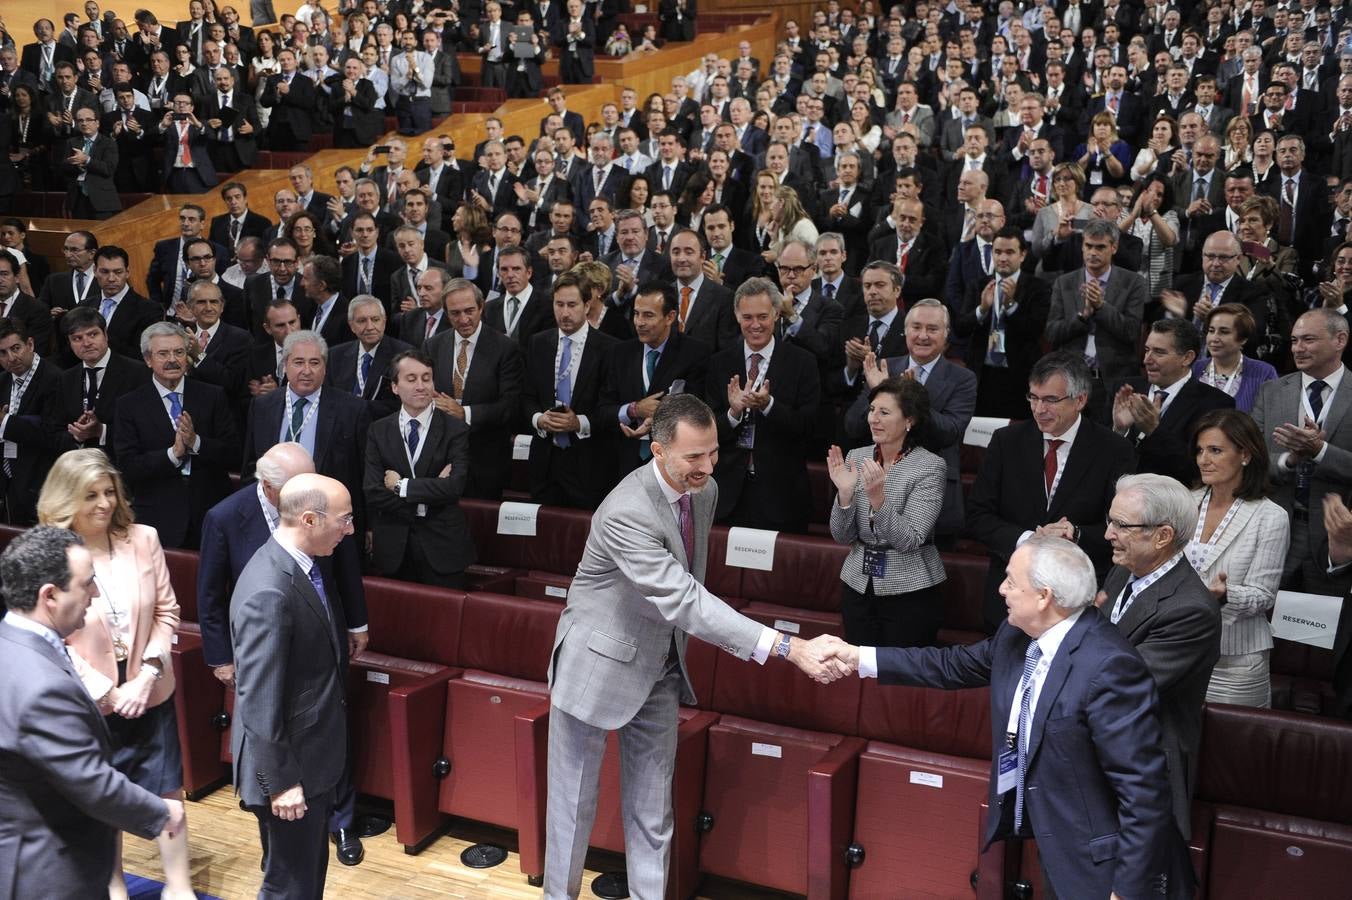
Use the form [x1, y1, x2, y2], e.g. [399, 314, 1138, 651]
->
[231, 474, 355, 898]
[1044, 219, 1148, 396]
[545, 394, 845, 900]
[1099, 473, 1221, 837]
[0, 526, 183, 900]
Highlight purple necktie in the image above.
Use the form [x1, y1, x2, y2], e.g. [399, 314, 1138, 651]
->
[677, 493, 694, 567]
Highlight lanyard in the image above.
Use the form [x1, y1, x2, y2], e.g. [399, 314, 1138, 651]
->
[284, 393, 321, 442]
[1186, 489, 1243, 575]
[1300, 378, 1334, 428]
[1202, 357, 1243, 398]
[8, 362, 35, 409]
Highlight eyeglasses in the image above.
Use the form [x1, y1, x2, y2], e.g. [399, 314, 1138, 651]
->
[1025, 393, 1072, 406]
[1105, 517, 1160, 532]
[186, 253, 215, 262]
[313, 510, 356, 526]
[1201, 252, 1239, 262]
[268, 257, 298, 266]
[777, 264, 813, 275]
[151, 348, 188, 360]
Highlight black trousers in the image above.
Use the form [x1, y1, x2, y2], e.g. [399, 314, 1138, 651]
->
[397, 533, 467, 589]
[253, 786, 334, 899]
[396, 96, 432, 135]
[165, 167, 212, 194]
[840, 579, 944, 649]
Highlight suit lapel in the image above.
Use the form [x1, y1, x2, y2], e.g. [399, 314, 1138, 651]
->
[1114, 563, 1179, 639]
[1205, 497, 1257, 562]
[1320, 365, 1352, 435]
[312, 394, 335, 469]
[1048, 420, 1094, 517]
[1026, 612, 1093, 769]
[413, 412, 443, 477]
[640, 465, 688, 568]
[277, 543, 341, 662]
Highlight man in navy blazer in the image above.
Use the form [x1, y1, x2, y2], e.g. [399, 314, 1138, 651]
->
[113, 323, 239, 549]
[827, 536, 1194, 900]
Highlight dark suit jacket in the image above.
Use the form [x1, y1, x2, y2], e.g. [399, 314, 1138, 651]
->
[644, 159, 696, 200]
[76, 291, 162, 360]
[45, 353, 152, 461]
[830, 310, 908, 398]
[60, 132, 119, 213]
[202, 89, 260, 167]
[706, 340, 821, 531]
[1042, 229, 1144, 274]
[1259, 170, 1333, 271]
[0, 357, 61, 524]
[190, 321, 251, 411]
[779, 289, 845, 374]
[0, 620, 169, 900]
[397, 307, 452, 349]
[875, 612, 1194, 899]
[229, 538, 347, 807]
[387, 261, 449, 321]
[843, 355, 977, 537]
[259, 71, 317, 143]
[1109, 376, 1235, 484]
[208, 211, 273, 255]
[0, 292, 52, 358]
[426, 326, 525, 499]
[341, 249, 400, 312]
[147, 236, 231, 307]
[955, 272, 1053, 414]
[715, 246, 765, 290]
[483, 285, 556, 350]
[158, 120, 217, 189]
[470, 167, 520, 218]
[197, 483, 366, 669]
[242, 275, 312, 341]
[812, 275, 863, 318]
[678, 278, 738, 353]
[240, 387, 371, 528]
[37, 267, 99, 313]
[328, 76, 382, 146]
[522, 327, 618, 507]
[324, 337, 411, 421]
[599, 331, 712, 474]
[1160, 275, 1280, 361]
[967, 418, 1136, 626]
[113, 378, 239, 548]
[867, 230, 948, 307]
[364, 407, 474, 576]
[1101, 560, 1222, 837]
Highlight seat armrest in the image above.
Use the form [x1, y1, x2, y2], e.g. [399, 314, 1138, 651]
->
[388, 667, 462, 851]
[170, 630, 228, 798]
[806, 736, 866, 900]
[514, 698, 554, 880]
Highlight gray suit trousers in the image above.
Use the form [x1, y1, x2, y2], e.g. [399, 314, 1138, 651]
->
[544, 662, 683, 900]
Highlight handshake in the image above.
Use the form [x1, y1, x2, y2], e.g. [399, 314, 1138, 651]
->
[782, 634, 861, 684]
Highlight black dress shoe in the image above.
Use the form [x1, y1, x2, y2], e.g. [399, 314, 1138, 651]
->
[333, 828, 365, 866]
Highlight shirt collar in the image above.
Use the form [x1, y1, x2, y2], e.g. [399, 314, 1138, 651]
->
[1031, 607, 1085, 665]
[101, 284, 130, 304]
[681, 272, 705, 294]
[1154, 371, 1192, 404]
[459, 322, 483, 345]
[154, 375, 186, 397]
[650, 457, 687, 505]
[1301, 366, 1346, 394]
[399, 402, 435, 431]
[872, 306, 900, 329]
[285, 384, 321, 406]
[4, 612, 65, 653]
[1046, 412, 1082, 443]
[86, 348, 113, 370]
[744, 337, 775, 363]
[272, 532, 316, 576]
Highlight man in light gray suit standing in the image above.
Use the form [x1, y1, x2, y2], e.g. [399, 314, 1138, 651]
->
[231, 474, 355, 898]
[0, 526, 184, 900]
[545, 394, 846, 899]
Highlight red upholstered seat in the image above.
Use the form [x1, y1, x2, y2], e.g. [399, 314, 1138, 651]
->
[738, 533, 849, 614]
[938, 552, 991, 646]
[168, 630, 228, 797]
[163, 548, 200, 622]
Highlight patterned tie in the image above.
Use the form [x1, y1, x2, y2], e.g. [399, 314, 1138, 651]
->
[867, 319, 883, 355]
[197, 328, 210, 351]
[359, 352, 372, 394]
[822, 283, 835, 303]
[677, 492, 695, 566]
[679, 286, 692, 330]
[453, 338, 469, 399]
[167, 390, 182, 424]
[406, 416, 420, 459]
[506, 295, 520, 336]
[84, 367, 101, 410]
[1193, 177, 1206, 202]
[75, 270, 87, 299]
[1153, 389, 1168, 409]
[288, 396, 308, 441]
[554, 336, 573, 448]
[1043, 439, 1064, 494]
[425, 313, 438, 339]
[99, 298, 116, 323]
[1279, 179, 1295, 243]
[306, 564, 331, 619]
[361, 256, 372, 294]
[1014, 640, 1044, 832]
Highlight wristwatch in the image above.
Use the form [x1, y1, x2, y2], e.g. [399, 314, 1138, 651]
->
[773, 632, 793, 659]
[141, 659, 164, 680]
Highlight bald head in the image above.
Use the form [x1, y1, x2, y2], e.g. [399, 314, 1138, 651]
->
[255, 441, 315, 505]
[277, 474, 353, 557]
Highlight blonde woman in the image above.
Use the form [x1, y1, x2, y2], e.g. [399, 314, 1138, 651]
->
[39, 450, 191, 900]
[574, 260, 613, 328]
[1031, 162, 1092, 260]
[751, 169, 779, 255]
[1221, 116, 1254, 171]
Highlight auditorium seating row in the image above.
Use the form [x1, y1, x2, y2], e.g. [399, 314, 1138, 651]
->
[0, 493, 1345, 898]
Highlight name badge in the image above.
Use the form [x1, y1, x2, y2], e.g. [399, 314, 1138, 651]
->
[989, 327, 1006, 354]
[1089, 169, 1104, 185]
[997, 747, 1018, 794]
[736, 421, 756, 449]
[862, 547, 887, 579]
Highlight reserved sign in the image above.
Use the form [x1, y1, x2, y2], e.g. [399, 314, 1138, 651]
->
[725, 527, 777, 571]
[1271, 591, 1343, 649]
[963, 416, 1011, 448]
[497, 501, 541, 536]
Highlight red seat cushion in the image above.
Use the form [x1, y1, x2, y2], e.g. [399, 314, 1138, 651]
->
[1206, 806, 1352, 899]
[856, 678, 992, 760]
[739, 533, 849, 613]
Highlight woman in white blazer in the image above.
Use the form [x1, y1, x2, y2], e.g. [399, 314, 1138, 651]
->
[1188, 410, 1290, 707]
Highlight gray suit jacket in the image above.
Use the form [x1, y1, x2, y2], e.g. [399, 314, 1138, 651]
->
[1101, 559, 1221, 837]
[0, 620, 167, 900]
[548, 463, 766, 730]
[1250, 367, 1352, 575]
[229, 537, 347, 806]
[842, 356, 977, 536]
[1045, 266, 1148, 382]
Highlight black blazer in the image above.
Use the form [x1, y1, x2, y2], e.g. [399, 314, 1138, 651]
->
[483, 286, 556, 350]
[75, 291, 162, 360]
[1107, 376, 1235, 485]
[208, 211, 273, 255]
[1101, 560, 1222, 836]
[60, 133, 120, 214]
[324, 336, 411, 421]
[363, 408, 475, 576]
[966, 417, 1136, 627]
[955, 272, 1053, 404]
[828, 310, 909, 398]
[45, 353, 152, 462]
[112, 378, 239, 549]
[867, 230, 948, 307]
[202, 89, 260, 167]
[679, 278, 739, 353]
[397, 307, 452, 349]
[778, 289, 845, 374]
[469, 168, 520, 218]
[309, 294, 354, 347]
[259, 71, 317, 143]
[240, 387, 372, 525]
[0, 358, 61, 524]
[37, 268, 99, 314]
[643, 159, 696, 199]
[714, 246, 765, 289]
[426, 326, 525, 499]
[599, 331, 712, 474]
[706, 340, 821, 532]
[522, 327, 618, 507]
[387, 261, 449, 321]
[189, 321, 251, 414]
[242, 275, 311, 340]
[328, 77, 382, 146]
[147, 237, 231, 308]
[1, 292, 52, 358]
[341, 248, 400, 312]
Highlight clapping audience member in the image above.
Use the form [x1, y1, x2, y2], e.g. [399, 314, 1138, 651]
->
[1192, 304, 1279, 413]
[1188, 409, 1289, 707]
[828, 376, 947, 647]
[37, 449, 194, 900]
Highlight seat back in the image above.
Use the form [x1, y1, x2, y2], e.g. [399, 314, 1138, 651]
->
[938, 552, 991, 645]
[738, 533, 849, 613]
[164, 548, 200, 622]
[364, 578, 465, 667]
[856, 679, 992, 760]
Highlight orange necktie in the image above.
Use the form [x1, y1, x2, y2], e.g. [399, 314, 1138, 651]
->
[678, 286, 692, 330]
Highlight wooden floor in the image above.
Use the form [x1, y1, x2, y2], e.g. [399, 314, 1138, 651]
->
[123, 790, 779, 899]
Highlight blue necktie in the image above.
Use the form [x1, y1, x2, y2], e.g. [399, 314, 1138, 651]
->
[167, 390, 182, 423]
[555, 336, 573, 448]
[358, 352, 372, 395]
[981, 242, 992, 272]
[407, 416, 420, 460]
[99, 298, 116, 322]
[1014, 640, 1044, 832]
[306, 564, 331, 620]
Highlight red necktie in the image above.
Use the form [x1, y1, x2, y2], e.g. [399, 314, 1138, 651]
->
[1044, 439, 1064, 493]
[1037, 174, 1048, 195]
[178, 124, 191, 165]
